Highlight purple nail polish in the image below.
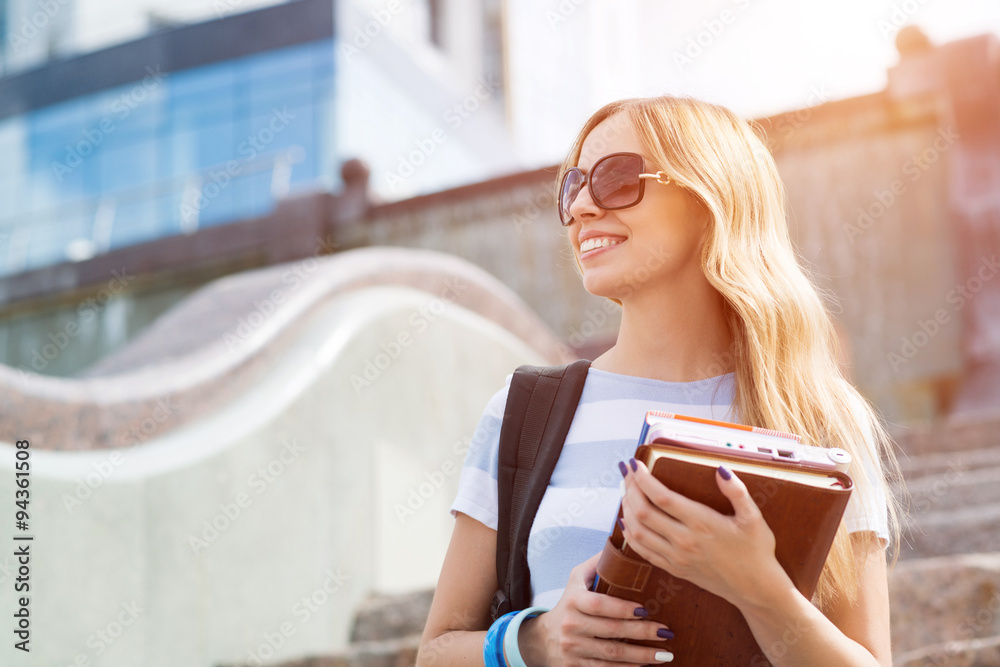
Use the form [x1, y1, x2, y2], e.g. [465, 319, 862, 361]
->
[718, 465, 732, 480]
[629, 457, 638, 472]
[617, 517, 625, 532]
[633, 607, 649, 617]
[619, 460, 629, 478]
[657, 628, 675, 639]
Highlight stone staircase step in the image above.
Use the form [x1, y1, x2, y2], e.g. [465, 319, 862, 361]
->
[220, 551, 1000, 665]
[890, 415, 1000, 458]
[904, 464, 1000, 513]
[894, 634, 1000, 667]
[889, 552, 1000, 656]
[219, 634, 421, 667]
[220, 590, 433, 667]
[349, 590, 434, 643]
[901, 503, 1000, 558]
[897, 446, 1000, 481]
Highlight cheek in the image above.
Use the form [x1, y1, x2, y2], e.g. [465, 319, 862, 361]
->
[567, 236, 580, 258]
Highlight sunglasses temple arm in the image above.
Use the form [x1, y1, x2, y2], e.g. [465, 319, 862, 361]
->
[638, 172, 672, 185]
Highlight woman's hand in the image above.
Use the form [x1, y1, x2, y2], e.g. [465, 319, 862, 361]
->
[519, 551, 676, 666]
[618, 458, 791, 609]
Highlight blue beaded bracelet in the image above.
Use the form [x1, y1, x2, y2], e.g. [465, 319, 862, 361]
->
[502, 606, 551, 667]
[484, 611, 519, 667]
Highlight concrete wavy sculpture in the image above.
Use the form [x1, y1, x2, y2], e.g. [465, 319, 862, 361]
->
[0, 246, 573, 667]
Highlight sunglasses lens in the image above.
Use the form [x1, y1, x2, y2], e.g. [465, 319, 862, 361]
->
[559, 170, 583, 225]
[592, 154, 643, 209]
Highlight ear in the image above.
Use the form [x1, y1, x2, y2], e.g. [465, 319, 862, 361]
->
[695, 199, 714, 247]
[685, 192, 713, 253]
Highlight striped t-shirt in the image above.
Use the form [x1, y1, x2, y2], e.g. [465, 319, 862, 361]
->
[448, 367, 889, 610]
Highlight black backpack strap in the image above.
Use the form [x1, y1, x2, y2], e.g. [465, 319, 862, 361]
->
[491, 358, 591, 621]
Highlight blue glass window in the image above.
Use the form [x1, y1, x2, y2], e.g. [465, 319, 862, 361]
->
[1, 37, 335, 276]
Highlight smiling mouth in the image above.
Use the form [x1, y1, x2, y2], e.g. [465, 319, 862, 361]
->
[580, 237, 627, 259]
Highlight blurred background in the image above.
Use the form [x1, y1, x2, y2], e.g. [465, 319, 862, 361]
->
[0, 0, 999, 665]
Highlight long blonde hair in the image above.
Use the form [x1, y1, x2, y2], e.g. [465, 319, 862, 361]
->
[556, 96, 904, 609]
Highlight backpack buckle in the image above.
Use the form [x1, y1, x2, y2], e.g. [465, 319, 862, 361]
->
[490, 589, 510, 620]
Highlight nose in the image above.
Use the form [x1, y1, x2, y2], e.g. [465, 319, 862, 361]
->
[567, 179, 602, 224]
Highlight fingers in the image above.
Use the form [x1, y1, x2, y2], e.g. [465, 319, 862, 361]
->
[569, 551, 603, 591]
[626, 458, 760, 532]
[626, 458, 714, 526]
[618, 515, 677, 573]
[559, 557, 677, 664]
[567, 592, 675, 663]
[575, 586, 655, 625]
[571, 635, 675, 665]
[714, 465, 760, 527]
[621, 474, 685, 536]
[567, 564, 672, 637]
[619, 459, 767, 574]
[620, 484, 683, 572]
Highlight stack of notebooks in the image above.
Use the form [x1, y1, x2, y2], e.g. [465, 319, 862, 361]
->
[591, 412, 854, 666]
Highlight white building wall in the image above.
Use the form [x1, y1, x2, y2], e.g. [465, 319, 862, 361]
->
[0, 284, 546, 666]
[335, 0, 519, 202]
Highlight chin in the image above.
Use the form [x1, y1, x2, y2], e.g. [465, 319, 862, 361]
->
[581, 270, 631, 302]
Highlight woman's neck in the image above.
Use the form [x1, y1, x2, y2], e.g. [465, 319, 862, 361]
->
[593, 277, 735, 383]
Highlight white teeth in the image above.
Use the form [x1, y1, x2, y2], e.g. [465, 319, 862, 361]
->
[580, 237, 624, 253]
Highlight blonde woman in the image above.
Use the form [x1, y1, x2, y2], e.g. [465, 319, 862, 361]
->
[417, 95, 902, 666]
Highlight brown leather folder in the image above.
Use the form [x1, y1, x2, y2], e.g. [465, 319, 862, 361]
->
[592, 441, 853, 666]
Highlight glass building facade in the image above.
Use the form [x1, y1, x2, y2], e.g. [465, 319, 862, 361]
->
[0, 30, 335, 277]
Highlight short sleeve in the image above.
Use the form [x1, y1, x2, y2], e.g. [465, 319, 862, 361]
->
[839, 394, 890, 549]
[841, 458, 890, 548]
[448, 373, 512, 531]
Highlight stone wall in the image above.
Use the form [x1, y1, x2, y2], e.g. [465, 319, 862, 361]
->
[3, 32, 999, 428]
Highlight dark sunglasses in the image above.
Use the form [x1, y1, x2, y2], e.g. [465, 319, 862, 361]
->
[558, 152, 672, 226]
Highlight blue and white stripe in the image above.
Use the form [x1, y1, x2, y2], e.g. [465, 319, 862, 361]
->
[449, 367, 887, 609]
